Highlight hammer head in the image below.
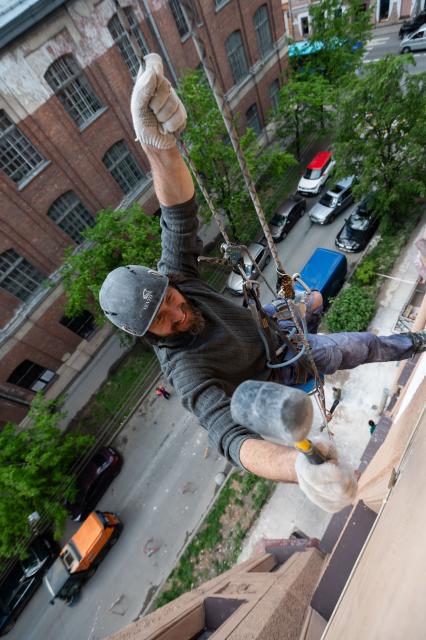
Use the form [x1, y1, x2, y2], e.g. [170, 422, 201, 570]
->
[230, 380, 313, 444]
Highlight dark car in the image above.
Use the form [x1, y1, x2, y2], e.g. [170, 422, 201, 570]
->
[335, 197, 379, 252]
[268, 194, 306, 241]
[399, 10, 426, 38]
[68, 447, 123, 522]
[0, 534, 58, 635]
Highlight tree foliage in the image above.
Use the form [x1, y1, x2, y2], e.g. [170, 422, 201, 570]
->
[275, 71, 335, 159]
[0, 394, 93, 558]
[325, 285, 376, 333]
[308, 0, 372, 82]
[62, 203, 162, 324]
[178, 68, 295, 242]
[332, 55, 426, 225]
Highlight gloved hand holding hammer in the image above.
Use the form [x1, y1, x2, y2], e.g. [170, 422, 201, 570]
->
[231, 381, 358, 513]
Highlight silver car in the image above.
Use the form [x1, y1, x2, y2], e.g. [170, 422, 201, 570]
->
[400, 25, 426, 53]
[309, 176, 354, 225]
[226, 241, 271, 295]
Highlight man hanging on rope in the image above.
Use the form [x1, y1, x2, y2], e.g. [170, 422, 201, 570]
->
[99, 55, 426, 512]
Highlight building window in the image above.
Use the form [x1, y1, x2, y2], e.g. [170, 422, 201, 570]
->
[0, 249, 44, 302]
[0, 110, 46, 185]
[44, 55, 104, 129]
[225, 31, 249, 84]
[300, 16, 310, 36]
[103, 140, 147, 194]
[246, 103, 261, 135]
[254, 4, 273, 58]
[108, 8, 148, 79]
[169, 0, 189, 38]
[7, 360, 55, 392]
[48, 191, 94, 244]
[60, 310, 96, 339]
[269, 79, 280, 113]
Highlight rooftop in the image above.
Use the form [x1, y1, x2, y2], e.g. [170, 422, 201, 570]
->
[0, 0, 66, 50]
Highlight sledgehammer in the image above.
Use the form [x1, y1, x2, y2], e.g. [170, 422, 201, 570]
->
[230, 380, 328, 465]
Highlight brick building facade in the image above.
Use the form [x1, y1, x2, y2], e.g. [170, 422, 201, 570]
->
[0, 0, 287, 426]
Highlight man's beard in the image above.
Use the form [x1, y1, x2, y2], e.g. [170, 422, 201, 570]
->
[173, 301, 206, 336]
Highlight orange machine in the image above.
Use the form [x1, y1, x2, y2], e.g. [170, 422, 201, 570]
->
[44, 511, 122, 604]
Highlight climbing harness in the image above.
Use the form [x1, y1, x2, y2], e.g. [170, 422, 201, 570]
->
[113, 0, 332, 432]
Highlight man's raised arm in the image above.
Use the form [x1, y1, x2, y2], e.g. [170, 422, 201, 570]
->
[130, 54, 193, 206]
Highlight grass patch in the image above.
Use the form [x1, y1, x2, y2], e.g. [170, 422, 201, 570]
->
[67, 343, 157, 439]
[152, 471, 275, 610]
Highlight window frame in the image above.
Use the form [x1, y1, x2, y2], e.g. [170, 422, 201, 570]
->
[0, 249, 44, 302]
[225, 30, 249, 84]
[245, 103, 262, 136]
[47, 191, 94, 244]
[169, 0, 189, 39]
[108, 8, 148, 79]
[44, 54, 105, 130]
[102, 140, 148, 194]
[269, 79, 280, 113]
[0, 110, 48, 187]
[7, 360, 55, 392]
[253, 4, 273, 58]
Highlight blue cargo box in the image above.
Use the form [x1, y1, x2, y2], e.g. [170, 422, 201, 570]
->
[295, 247, 347, 306]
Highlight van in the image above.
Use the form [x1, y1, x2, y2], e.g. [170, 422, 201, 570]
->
[295, 247, 347, 306]
[44, 511, 121, 605]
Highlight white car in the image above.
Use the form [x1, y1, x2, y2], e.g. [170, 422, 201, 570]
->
[226, 242, 271, 295]
[297, 151, 336, 196]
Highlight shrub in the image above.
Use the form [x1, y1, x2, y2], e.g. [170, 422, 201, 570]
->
[325, 285, 376, 333]
[353, 257, 377, 286]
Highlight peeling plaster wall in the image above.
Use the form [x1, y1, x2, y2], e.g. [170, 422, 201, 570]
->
[0, 0, 146, 120]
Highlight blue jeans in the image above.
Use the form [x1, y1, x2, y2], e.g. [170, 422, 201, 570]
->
[264, 298, 414, 386]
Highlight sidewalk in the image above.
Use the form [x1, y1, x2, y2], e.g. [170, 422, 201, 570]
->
[238, 215, 426, 562]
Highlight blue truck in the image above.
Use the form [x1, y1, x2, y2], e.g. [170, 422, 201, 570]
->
[295, 247, 347, 307]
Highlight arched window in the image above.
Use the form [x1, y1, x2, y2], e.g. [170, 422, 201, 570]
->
[48, 192, 94, 244]
[45, 55, 104, 128]
[0, 249, 44, 301]
[0, 110, 46, 185]
[103, 141, 147, 193]
[225, 31, 248, 84]
[108, 8, 148, 79]
[254, 4, 273, 58]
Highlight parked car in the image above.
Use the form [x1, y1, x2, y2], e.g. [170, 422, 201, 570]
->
[335, 196, 379, 252]
[0, 534, 58, 635]
[309, 176, 354, 225]
[294, 247, 347, 307]
[400, 25, 426, 53]
[226, 241, 271, 295]
[68, 447, 123, 522]
[399, 10, 426, 38]
[44, 511, 122, 606]
[297, 151, 335, 197]
[268, 195, 306, 241]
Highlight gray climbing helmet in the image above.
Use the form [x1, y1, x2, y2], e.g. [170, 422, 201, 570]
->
[99, 265, 169, 336]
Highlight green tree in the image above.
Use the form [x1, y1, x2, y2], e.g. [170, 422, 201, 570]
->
[62, 203, 162, 325]
[307, 0, 372, 82]
[179, 68, 295, 242]
[332, 55, 426, 226]
[0, 394, 93, 557]
[275, 72, 335, 159]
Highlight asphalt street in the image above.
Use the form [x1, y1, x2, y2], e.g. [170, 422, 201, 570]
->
[8, 24, 417, 640]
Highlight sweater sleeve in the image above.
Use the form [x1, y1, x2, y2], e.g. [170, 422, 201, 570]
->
[160, 355, 262, 468]
[157, 195, 203, 278]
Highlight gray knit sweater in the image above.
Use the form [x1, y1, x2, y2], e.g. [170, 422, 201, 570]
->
[154, 196, 267, 467]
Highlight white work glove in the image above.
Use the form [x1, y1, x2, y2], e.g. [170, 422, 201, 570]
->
[295, 437, 358, 513]
[130, 53, 187, 149]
